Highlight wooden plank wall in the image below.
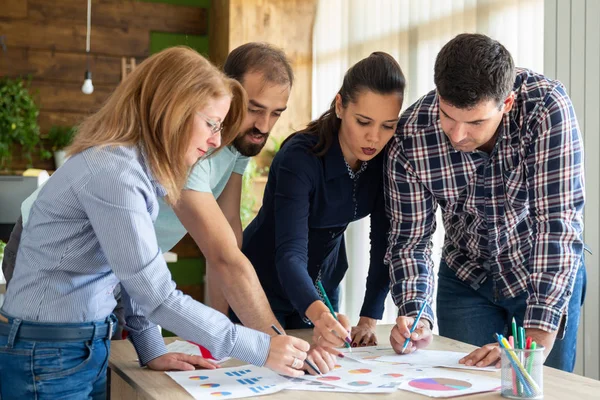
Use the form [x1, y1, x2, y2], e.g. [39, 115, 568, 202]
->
[0, 0, 207, 170]
[211, 0, 318, 154]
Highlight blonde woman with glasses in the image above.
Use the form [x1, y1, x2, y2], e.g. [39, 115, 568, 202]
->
[0, 47, 309, 400]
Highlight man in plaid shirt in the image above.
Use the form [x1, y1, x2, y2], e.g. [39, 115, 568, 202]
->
[385, 33, 586, 372]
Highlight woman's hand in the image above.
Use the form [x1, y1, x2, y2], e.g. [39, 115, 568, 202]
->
[265, 335, 310, 377]
[305, 345, 338, 375]
[351, 316, 378, 347]
[311, 311, 352, 354]
[146, 353, 219, 371]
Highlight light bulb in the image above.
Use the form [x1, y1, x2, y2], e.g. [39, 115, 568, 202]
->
[81, 70, 94, 94]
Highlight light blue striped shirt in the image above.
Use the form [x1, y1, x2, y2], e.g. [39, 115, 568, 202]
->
[2, 145, 269, 366]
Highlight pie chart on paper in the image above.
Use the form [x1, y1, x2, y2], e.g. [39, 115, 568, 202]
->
[408, 378, 472, 391]
[348, 368, 372, 374]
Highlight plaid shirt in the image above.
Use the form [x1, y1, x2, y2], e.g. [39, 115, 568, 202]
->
[384, 68, 585, 332]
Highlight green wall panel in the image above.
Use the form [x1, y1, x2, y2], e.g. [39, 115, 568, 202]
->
[150, 32, 209, 55]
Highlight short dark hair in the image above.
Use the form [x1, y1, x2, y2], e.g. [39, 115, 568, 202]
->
[434, 33, 514, 109]
[284, 52, 405, 156]
[223, 42, 293, 86]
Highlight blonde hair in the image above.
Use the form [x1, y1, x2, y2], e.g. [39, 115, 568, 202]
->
[68, 46, 247, 204]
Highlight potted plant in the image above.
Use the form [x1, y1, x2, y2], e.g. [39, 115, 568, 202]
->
[0, 77, 48, 170]
[47, 125, 77, 168]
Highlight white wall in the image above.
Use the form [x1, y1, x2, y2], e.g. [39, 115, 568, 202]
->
[544, 0, 600, 380]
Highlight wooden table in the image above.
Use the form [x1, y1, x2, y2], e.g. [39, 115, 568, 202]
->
[109, 324, 599, 399]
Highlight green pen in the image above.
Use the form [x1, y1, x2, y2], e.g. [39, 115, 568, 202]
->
[511, 317, 518, 348]
[518, 327, 526, 350]
[316, 281, 352, 351]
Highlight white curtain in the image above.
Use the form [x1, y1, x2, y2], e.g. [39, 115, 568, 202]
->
[312, 0, 545, 326]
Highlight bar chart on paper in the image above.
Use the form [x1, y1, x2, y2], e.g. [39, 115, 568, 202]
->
[166, 366, 291, 399]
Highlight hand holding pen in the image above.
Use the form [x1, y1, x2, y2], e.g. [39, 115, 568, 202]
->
[305, 282, 353, 356]
[390, 301, 433, 355]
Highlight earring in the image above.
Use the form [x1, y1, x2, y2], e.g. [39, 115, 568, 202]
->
[336, 113, 340, 118]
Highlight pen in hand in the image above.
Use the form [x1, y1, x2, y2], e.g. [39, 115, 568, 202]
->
[271, 325, 322, 375]
[401, 301, 427, 354]
[316, 281, 352, 352]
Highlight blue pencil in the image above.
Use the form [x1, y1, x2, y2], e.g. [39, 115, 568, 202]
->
[401, 301, 427, 353]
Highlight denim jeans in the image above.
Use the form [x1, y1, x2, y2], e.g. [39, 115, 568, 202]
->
[436, 259, 586, 372]
[0, 316, 114, 400]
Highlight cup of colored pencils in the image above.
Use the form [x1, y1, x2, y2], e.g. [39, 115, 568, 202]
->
[497, 332, 544, 399]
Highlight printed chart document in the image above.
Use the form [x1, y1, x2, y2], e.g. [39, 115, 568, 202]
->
[166, 366, 290, 399]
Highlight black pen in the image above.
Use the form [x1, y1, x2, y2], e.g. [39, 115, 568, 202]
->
[271, 324, 322, 375]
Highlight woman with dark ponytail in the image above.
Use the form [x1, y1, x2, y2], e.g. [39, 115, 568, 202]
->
[237, 52, 405, 374]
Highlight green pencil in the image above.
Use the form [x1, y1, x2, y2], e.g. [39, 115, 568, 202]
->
[511, 317, 518, 348]
[316, 281, 352, 351]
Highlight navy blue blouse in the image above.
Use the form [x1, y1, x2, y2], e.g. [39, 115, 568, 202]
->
[242, 132, 390, 320]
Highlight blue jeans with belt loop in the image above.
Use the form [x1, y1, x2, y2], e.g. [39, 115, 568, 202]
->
[0, 312, 117, 400]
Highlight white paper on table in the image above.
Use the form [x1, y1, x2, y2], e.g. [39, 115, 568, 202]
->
[397, 368, 501, 398]
[166, 340, 203, 356]
[377, 350, 498, 372]
[292, 356, 429, 392]
[165, 366, 291, 399]
[166, 340, 231, 364]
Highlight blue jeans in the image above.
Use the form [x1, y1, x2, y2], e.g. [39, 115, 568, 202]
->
[436, 260, 586, 372]
[0, 315, 114, 399]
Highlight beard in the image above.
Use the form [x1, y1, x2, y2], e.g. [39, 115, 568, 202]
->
[233, 127, 269, 157]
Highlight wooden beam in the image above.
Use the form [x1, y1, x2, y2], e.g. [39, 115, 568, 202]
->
[0, 48, 127, 85]
[0, 20, 150, 57]
[28, 0, 208, 36]
[208, 0, 230, 67]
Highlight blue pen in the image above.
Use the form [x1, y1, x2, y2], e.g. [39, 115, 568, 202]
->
[401, 301, 427, 353]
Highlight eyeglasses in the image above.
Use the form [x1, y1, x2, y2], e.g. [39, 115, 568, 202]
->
[196, 112, 224, 136]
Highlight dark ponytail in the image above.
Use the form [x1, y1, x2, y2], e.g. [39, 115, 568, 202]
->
[283, 52, 405, 156]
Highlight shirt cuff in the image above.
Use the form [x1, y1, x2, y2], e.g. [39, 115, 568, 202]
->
[228, 324, 271, 367]
[524, 304, 564, 333]
[295, 290, 321, 321]
[397, 299, 434, 330]
[128, 326, 168, 366]
[359, 288, 388, 320]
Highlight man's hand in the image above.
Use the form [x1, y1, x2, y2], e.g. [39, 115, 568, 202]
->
[390, 316, 433, 354]
[146, 353, 219, 371]
[351, 316, 378, 347]
[459, 328, 557, 368]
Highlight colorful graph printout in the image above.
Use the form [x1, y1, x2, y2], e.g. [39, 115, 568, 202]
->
[409, 378, 473, 391]
[166, 366, 290, 399]
[397, 369, 500, 398]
